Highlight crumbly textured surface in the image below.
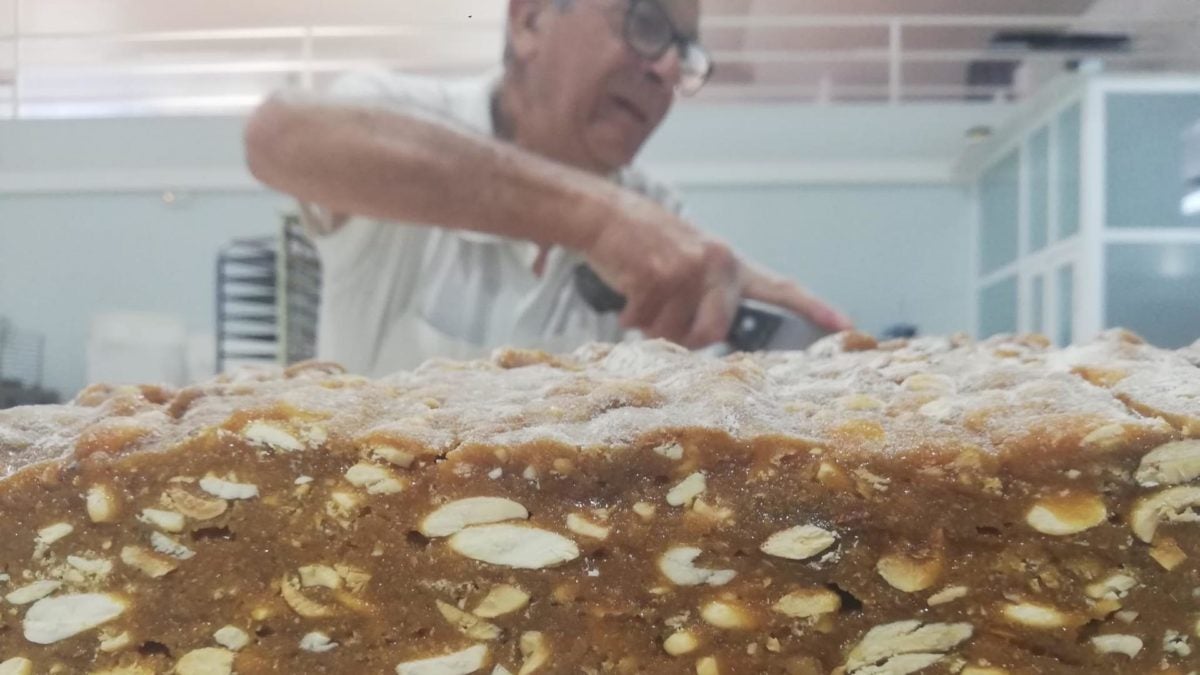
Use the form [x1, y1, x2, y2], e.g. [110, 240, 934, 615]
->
[2, 329, 1200, 674]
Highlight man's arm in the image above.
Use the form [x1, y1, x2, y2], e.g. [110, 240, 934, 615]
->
[244, 91, 619, 251]
[244, 92, 851, 347]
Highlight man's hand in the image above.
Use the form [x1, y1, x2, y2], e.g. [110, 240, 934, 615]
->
[582, 194, 852, 349]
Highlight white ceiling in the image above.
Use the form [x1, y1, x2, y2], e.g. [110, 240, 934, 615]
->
[0, 0, 1196, 116]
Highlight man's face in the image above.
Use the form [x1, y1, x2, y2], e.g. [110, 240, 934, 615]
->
[510, 0, 701, 173]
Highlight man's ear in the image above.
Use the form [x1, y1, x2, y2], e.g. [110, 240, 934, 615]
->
[507, 0, 549, 63]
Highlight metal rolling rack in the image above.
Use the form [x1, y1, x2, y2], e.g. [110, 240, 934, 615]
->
[215, 215, 321, 373]
[0, 316, 59, 408]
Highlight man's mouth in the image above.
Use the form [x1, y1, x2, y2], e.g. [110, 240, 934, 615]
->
[611, 95, 648, 125]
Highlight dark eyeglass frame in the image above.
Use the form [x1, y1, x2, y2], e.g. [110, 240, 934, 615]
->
[619, 0, 713, 96]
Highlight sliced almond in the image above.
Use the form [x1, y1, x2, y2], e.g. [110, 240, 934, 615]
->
[5, 580, 62, 605]
[1000, 601, 1081, 630]
[65, 555, 114, 577]
[437, 600, 501, 641]
[518, 631, 550, 675]
[632, 502, 657, 520]
[926, 586, 969, 606]
[37, 522, 74, 547]
[1129, 486, 1200, 543]
[213, 625, 250, 651]
[1149, 537, 1188, 571]
[162, 487, 227, 521]
[0, 658, 33, 675]
[299, 565, 342, 590]
[663, 630, 700, 656]
[695, 657, 720, 675]
[335, 564, 372, 594]
[150, 532, 195, 560]
[666, 472, 707, 507]
[448, 524, 579, 570]
[344, 462, 406, 495]
[395, 644, 489, 675]
[22, 593, 127, 645]
[877, 552, 942, 593]
[241, 421, 303, 452]
[86, 485, 119, 523]
[280, 576, 336, 618]
[700, 600, 755, 630]
[1089, 634, 1142, 657]
[1085, 574, 1137, 601]
[760, 525, 836, 560]
[199, 476, 260, 500]
[138, 508, 185, 533]
[1025, 493, 1107, 536]
[299, 631, 338, 653]
[844, 620, 973, 675]
[175, 648, 234, 675]
[658, 547, 737, 587]
[1136, 440, 1200, 486]
[565, 513, 610, 540]
[420, 497, 530, 538]
[773, 587, 841, 618]
[370, 445, 416, 468]
[120, 546, 178, 578]
[473, 584, 530, 618]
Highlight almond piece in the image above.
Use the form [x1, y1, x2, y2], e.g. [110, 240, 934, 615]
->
[1129, 486, 1200, 543]
[199, 476, 260, 500]
[1135, 440, 1200, 486]
[666, 472, 707, 507]
[437, 600, 501, 641]
[162, 487, 227, 521]
[22, 593, 127, 645]
[663, 630, 700, 656]
[241, 421, 303, 452]
[395, 645, 489, 675]
[700, 600, 755, 630]
[448, 524, 579, 570]
[1000, 601, 1081, 630]
[877, 552, 942, 593]
[843, 620, 973, 675]
[0, 658, 33, 675]
[420, 497, 530, 538]
[138, 508, 185, 533]
[565, 513, 611, 540]
[5, 580, 62, 606]
[213, 625, 250, 651]
[280, 576, 335, 618]
[1025, 493, 1107, 536]
[473, 584, 530, 619]
[1090, 634, 1142, 657]
[344, 462, 406, 495]
[121, 546, 178, 579]
[760, 525, 836, 560]
[86, 485, 119, 523]
[658, 547, 737, 587]
[175, 648, 234, 675]
[773, 587, 841, 619]
[518, 631, 550, 675]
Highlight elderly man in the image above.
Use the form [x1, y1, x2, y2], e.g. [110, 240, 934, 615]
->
[245, 0, 851, 376]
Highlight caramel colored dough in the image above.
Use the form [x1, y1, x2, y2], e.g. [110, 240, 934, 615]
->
[3, 330, 1200, 674]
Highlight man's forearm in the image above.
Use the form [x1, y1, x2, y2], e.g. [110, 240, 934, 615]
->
[244, 93, 620, 252]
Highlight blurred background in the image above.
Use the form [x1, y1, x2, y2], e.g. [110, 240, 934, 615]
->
[0, 0, 1198, 403]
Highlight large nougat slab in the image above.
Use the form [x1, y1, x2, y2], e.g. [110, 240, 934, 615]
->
[2, 331, 1199, 674]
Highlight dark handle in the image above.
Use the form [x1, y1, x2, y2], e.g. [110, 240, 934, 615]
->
[573, 264, 783, 351]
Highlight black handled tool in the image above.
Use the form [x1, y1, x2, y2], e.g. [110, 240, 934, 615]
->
[573, 264, 828, 352]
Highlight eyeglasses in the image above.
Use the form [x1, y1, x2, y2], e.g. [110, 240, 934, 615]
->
[620, 0, 713, 96]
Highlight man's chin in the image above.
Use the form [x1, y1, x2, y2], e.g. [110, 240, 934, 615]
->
[586, 131, 645, 172]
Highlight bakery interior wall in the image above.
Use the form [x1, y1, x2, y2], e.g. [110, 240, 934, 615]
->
[0, 102, 1007, 399]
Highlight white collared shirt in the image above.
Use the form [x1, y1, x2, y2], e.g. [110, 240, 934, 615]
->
[300, 69, 682, 377]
